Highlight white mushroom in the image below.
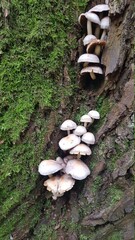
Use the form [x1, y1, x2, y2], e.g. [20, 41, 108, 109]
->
[100, 16, 110, 40]
[82, 132, 95, 145]
[83, 34, 97, 46]
[70, 143, 92, 159]
[88, 110, 100, 120]
[38, 160, 63, 176]
[88, 4, 110, 38]
[73, 125, 87, 136]
[44, 175, 60, 195]
[80, 114, 93, 128]
[60, 119, 77, 135]
[78, 54, 100, 78]
[78, 12, 100, 35]
[81, 66, 103, 80]
[59, 134, 80, 151]
[65, 159, 90, 180]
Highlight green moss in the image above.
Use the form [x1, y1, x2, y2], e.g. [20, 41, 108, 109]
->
[107, 231, 122, 240]
[106, 185, 123, 206]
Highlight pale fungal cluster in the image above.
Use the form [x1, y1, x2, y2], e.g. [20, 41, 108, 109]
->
[38, 110, 100, 200]
[78, 4, 110, 81]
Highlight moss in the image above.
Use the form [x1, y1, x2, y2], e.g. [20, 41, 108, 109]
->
[107, 231, 122, 240]
[106, 185, 123, 206]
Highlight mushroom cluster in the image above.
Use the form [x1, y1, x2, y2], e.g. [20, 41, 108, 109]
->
[78, 4, 110, 82]
[38, 110, 100, 200]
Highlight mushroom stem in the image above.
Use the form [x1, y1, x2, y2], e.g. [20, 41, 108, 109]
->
[90, 70, 96, 80]
[84, 122, 87, 128]
[100, 30, 107, 40]
[94, 25, 101, 39]
[83, 62, 89, 68]
[77, 152, 81, 159]
[67, 130, 70, 135]
[94, 45, 101, 56]
[87, 20, 92, 35]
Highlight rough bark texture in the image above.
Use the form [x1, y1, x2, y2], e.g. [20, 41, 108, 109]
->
[0, 0, 134, 239]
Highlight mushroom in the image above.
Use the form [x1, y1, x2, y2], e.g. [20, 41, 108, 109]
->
[57, 174, 75, 196]
[44, 174, 75, 200]
[65, 159, 90, 180]
[44, 175, 60, 196]
[38, 160, 63, 177]
[70, 143, 92, 159]
[88, 110, 100, 120]
[86, 39, 106, 56]
[78, 53, 100, 77]
[60, 119, 77, 135]
[80, 114, 93, 128]
[100, 16, 110, 40]
[83, 34, 97, 46]
[78, 12, 100, 35]
[88, 4, 110, 38]
[73, 125, 87, 136]
[82, 132, 95, 145]
[81, 66, 103, 80]
[59, 134, 80, 151]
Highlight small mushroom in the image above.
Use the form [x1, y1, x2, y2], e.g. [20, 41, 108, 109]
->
[86, 39, 106, 56]
[38, 160, 63, 176]
[88, 110, 100, 120]
[60, 119, 77, 135]
[59, 134, 80, 151]
[83, 34, 97, 46]
[58, 174, 75, 196]
[80, 114, 93, 128]
[65, 159, 90, 180]
[81, 66, 103, 80]
[78, 53, 100, 72]
[88, 4, 110, 38]
[78, 12, 100, 35]
[70, 143, 92, 159]
[100, 16, 110, 40]
[44, 175, 60, 195]
[82, 132, 95, 145]
[73, 125, 87, 136]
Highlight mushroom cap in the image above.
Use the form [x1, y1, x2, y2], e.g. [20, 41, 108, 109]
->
[86, 39, 106, 53]
[65, 159, 90, 180]
[60, 119, 77, 131]
[81, 66, 103, 75]
[44, 175, 60, 194]
[89, 4, 109, 13]
[78, 54, 100, 64]
[88, 110, 100, 119]
[59, 134, 80, 151]
[85, 12, 101, 25]
[73, 125, 87, 136]
[83, 34, 97, 46]
[58, 174, 75, 194]
[38, 160, 63, 176]
[80, 114, 93, 123]
[82, 132, 95, 145]
[100, 16, 110, 30]
[70, 143, 92, 156]
[78, 13, 87, 27]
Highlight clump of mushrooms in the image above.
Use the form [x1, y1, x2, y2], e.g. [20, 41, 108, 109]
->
[78, 3, 110, 84]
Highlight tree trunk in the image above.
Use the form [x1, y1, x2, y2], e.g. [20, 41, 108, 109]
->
[0, 0, 134, 239]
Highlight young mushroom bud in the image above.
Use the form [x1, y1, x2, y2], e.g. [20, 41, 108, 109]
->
[88, 110, 100, 120]
[73, 125, 87, 136]
[82, 132, 95, 145]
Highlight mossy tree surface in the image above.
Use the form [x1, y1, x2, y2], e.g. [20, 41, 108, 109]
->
[0, 0, 88, 238]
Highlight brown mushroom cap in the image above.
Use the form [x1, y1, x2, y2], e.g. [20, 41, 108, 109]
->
[86, 39, 106, 53]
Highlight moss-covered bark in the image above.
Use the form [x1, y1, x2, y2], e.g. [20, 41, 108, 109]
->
[0, 0, 134, 239]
